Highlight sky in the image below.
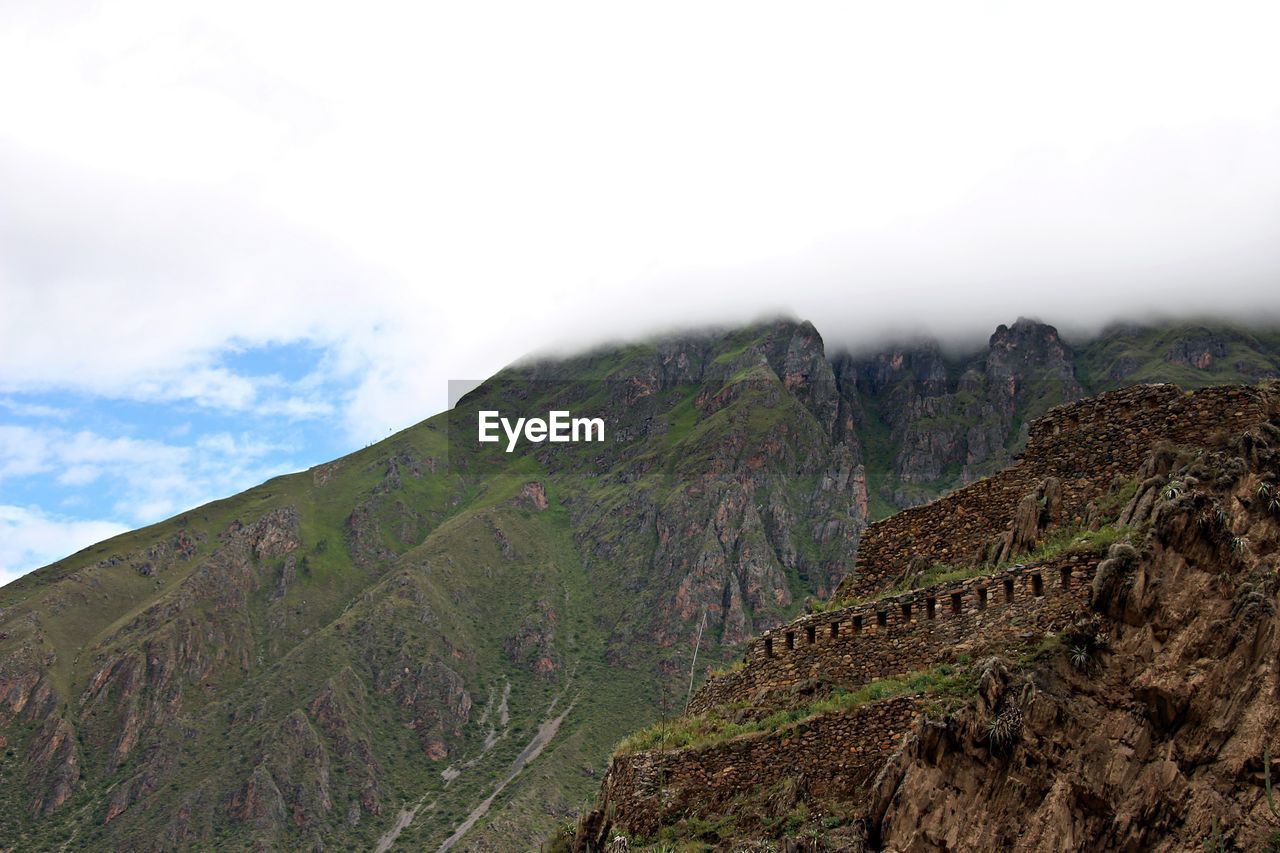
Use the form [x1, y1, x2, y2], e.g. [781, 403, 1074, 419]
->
[2, 1, 1280, 582]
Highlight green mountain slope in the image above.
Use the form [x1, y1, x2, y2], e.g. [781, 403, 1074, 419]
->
[0, 320, 867, 851]
[1075, 321, 1280, 390]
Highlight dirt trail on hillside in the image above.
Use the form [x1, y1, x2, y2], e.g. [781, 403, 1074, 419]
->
[374, 685, 574, 853]
[375, 681, 510, 853]
[375, 801, 426, 853]
[436, 698, 577, 852]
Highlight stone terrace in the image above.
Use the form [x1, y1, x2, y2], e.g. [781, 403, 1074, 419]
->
[689, 552, 1098, 715]
[842, 383, 1266, 599]
[599, 695, 918, 839]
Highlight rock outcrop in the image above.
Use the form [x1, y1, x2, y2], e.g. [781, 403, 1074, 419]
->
[869, 418, 1280, 851]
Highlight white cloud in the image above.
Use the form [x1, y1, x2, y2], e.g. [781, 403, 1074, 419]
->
[1, 1, 1279, 590]
[0, 425, 52, 479]
[0, 425, 293, 525]
[255, 396, 335, 420]
[0, 398, 69, 419]
[0, 505, 129, 586]
[0, 0, 1278, 450]
[57, 464, 103, 487]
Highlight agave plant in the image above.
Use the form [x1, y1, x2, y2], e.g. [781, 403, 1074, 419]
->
[985, 716, 1008, 749]
[1069, 644, 1092, 671]
[985, 706, 1022, 752]
[1259, 481, 1274, 500]
[1162, 481, 1184, 501]
[1231, 536, 1249, 554]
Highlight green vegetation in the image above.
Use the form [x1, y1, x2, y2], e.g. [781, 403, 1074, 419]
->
[852, 321, 1280, 520]
[707, 659, 746, 679]
[1098, 477, 1139, 522]
[997, 523, 1133, 568]
[985, 708, 1020, 752]
[1076, 322, 1280, 393]
[855, 393, 901, 522]
[615, 664, 977, 756]
[1203, 816, 1225, 853]
[1, 320, 869, 851]
[1266, 745, 1279, 819]
[832, 522, 1133, 610]
[830, 563, 986, 608]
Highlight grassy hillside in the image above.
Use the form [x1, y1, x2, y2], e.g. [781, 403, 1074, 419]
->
[0, 320, 867, 851]
[1075, 322, 1280, 391]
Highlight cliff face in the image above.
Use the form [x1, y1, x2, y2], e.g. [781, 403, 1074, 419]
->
[574, 382, 1280, 851]
[842, 383, 1267, 599]
[832, 318, 1083, 514]
[836, 319, 1280, 517]
[870, 420, 1280, 851]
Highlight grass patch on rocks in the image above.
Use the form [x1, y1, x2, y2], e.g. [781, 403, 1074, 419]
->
[615, 664, 977, 756]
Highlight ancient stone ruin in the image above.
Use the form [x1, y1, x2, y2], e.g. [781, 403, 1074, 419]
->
[575, 382, 1274, 848]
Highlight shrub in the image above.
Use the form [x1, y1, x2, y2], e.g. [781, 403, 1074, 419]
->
[1203, 816, 1224, 852]
[708, 659, 746, 679]
[782, 802, 810, 835]
[1266, 745, 1278, 819]
[1091, 542, 1139, 608]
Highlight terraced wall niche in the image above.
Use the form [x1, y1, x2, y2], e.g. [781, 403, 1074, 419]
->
[689, 553, 1099, 715]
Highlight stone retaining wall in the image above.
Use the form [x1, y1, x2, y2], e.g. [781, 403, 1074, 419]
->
[841, 384, 1266, 599]
[600, 694, 918, 839]
[689, 553, 1099, 715]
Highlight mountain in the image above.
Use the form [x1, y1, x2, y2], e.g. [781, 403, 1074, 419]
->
[2, 316, 1279, 851]
[0, 320, 867, 851]
[835, 318, 1280, 516]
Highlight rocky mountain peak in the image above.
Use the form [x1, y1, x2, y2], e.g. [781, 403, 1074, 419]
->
[854, 342, 949, 396]
[986, 316, 1076, 379]
[1163, 326, 1231, 369]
